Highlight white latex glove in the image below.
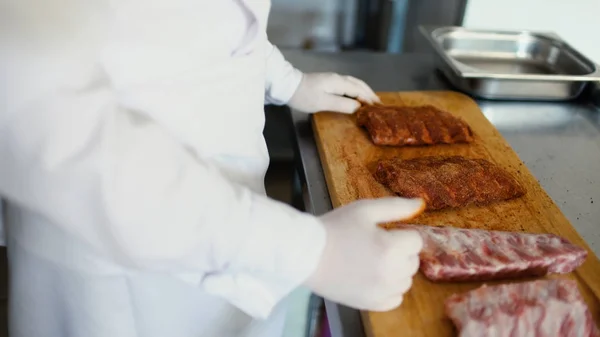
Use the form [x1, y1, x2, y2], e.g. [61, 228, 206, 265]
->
[305, 197, 425, 312]
[287, 72, 381, 114]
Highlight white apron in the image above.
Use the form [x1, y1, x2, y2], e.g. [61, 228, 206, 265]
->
[5, 193, 288, 337]
[3, 30, 281, 337]
[0, 0, 325, 336]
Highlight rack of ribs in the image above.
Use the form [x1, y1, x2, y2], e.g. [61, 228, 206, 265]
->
[396, 224, 587, 282]
[374, 156, 525, 210]
[356, 104, 474, 146]
[445, 279, 600, 337]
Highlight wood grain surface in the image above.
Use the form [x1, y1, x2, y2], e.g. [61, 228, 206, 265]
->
[311, 91, 600, 337]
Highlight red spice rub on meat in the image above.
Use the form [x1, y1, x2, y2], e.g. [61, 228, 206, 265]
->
[356, 104, 473, 146]
[374, 156, 525, 210]
[398, 224, 587, 282]
[445, 279, 600, 337]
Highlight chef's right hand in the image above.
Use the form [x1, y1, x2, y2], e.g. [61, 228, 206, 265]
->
[305, 197, 425, 312]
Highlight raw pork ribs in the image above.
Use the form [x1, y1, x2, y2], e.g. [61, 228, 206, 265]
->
[374, 156, 525, 210]
[356, 104, 473, 146]
[445, 279, 600, 337]
[399, 224, 587, 282]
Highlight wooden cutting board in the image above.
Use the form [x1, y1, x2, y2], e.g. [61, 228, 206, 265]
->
[311, 91, 600, 337]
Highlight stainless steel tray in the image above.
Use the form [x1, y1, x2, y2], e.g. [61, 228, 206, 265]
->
[420, 26, 600, 101]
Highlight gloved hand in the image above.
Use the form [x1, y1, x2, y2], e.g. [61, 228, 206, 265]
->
[305, 197, 425, 312]
[287, 72, 381, 114]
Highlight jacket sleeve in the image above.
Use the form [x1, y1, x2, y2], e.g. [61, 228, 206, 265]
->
[0, 20, 325, 322]
[264, 40, 304, 105]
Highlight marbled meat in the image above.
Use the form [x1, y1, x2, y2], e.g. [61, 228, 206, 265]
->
[397, 224, 587, 282]
[374, 156, 525, 210]
[445, 279, 600, 337]
[356, 104, 473, 146]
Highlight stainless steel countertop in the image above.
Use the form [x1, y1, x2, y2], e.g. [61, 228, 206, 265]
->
[283, 50, 600, 337]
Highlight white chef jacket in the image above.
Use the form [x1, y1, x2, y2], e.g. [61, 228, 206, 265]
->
[0, 0, 326, 336]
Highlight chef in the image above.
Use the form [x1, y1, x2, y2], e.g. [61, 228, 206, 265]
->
[0, 0, 424, 336]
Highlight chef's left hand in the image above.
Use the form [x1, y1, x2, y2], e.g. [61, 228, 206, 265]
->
[287, 72, 381, 114]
